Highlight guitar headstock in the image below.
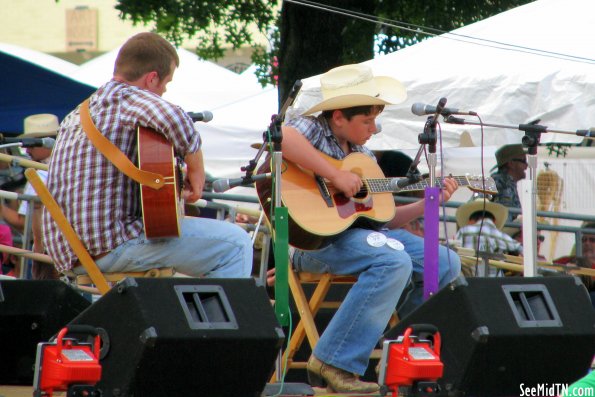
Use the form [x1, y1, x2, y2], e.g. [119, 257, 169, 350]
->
[464, 175, 498, 195]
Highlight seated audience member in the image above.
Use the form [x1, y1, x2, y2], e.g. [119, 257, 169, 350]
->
[0, 114, 60, 279]
[456, 195, 522, 277]
[554, 221, 595, 309]
[0, 114, 58, 233]
[503, 216, 547, 262]
[456, 194, 522, 255]
[490, 144, 527, 222]
[0, 223, 17, 276]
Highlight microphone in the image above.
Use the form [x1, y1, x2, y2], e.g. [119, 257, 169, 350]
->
[212, 173, 272, 193]
[187, 111, 213, 122]
[411, 102, 477, 117]
[388, 177, 418, 191]
[1, 137, 55, 148]
[577, 128, 595, 137]
[0, 189, 40, 203]
[374, 122, 382, 134]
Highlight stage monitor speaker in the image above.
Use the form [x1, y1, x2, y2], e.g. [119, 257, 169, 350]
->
[384, 276, 595, 397]
[69, 277, 284, 397]
[0, 280, 91, 384]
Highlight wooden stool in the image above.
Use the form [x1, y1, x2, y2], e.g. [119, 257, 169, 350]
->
[271, 263, 399, 380]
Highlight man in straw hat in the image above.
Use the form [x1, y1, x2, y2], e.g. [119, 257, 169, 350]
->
[1, 114, 58, 232]
[282, 63, 461, 393]
[42, 32, 252, 280]
[0, 114, 59, 279]
[455, 194, 522, 257]
[490, 143, 527, 221]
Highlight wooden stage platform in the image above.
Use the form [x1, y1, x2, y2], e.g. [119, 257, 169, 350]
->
[0, 385, 383, 397]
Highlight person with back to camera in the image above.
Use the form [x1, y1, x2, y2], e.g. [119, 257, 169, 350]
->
[455, 195, 522, 277]
[42, 32, 253, 279]
[280, 64, 461, 393]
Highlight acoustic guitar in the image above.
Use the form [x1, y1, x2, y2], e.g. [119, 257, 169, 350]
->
[137, 126, 183, 239]
[256, 151, 498, 250]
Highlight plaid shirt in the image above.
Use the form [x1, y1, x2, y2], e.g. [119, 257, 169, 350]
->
[455, 218, 522, 255]
[285, 115, 375, 160]
[285, 115, 381, 234]
[42, 79, 201, 272]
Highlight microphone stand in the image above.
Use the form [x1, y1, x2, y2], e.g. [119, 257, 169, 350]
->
[254, 81, 313, 397]
[444, 116, 593, 276]
[268, 80, 302, 328]
[420, 98, 446, 299]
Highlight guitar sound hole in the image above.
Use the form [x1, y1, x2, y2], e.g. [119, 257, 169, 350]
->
[354, 188, 367, 199]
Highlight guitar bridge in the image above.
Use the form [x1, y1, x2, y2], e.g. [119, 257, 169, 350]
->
[315, 175, 334, 207]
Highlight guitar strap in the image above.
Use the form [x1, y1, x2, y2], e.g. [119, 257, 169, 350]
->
[79, 99, 164, 190]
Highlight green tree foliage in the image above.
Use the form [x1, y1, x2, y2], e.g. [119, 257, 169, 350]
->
[114, 0, 274, 61]
[111, 0, 532, 106]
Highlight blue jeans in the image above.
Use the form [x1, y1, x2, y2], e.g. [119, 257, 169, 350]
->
[87, 217, 253, 278]
[396, 230, 461, 318]
[292, 227, 460, 375]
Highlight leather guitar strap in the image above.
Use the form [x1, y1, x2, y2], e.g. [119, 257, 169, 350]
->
[79, 99, 164, 190]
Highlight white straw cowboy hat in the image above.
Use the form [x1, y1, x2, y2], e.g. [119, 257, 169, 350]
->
[20, 113, 59, 138]
[302, 64, 407, 115]
[456, 196, 508, 230]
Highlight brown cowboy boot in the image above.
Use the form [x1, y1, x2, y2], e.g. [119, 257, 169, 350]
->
[307, 355, 379, 394]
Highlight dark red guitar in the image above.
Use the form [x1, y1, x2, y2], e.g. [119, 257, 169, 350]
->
[137, 126, 183, 238]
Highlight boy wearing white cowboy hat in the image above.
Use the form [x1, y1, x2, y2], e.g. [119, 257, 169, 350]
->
[455, 194, 522, 258]
[281, 64, 461, 393]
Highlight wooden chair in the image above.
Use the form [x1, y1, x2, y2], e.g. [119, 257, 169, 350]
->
[271, 261, 399, 380]
[24, 168, 174, 295]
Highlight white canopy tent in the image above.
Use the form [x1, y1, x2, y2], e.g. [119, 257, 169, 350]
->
[72, 47, 267, 112]
[285, 0, 595, 261]
[290, 0, 595, 152]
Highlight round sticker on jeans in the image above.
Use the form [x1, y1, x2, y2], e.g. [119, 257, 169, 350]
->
[387, 238, 405, 251]
[366, 232, 387, 247]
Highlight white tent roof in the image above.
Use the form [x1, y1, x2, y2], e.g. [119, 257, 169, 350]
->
[199, 86, 278, 178]
[71, 47, 266, 111]
[290, 0, 595, 149]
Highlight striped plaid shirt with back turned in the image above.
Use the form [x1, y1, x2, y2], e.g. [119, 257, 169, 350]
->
[42, 79, 201, 272]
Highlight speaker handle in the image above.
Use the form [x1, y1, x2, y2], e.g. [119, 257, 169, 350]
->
[409, 323, 438, 335]
[55, 325, 102, 358]
[63, 324, 100, 336]
[403, 324, 441, 356]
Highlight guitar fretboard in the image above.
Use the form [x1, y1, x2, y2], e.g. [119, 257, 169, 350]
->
[365, 176, 482, 193]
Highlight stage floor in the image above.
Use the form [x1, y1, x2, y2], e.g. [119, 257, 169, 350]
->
[0, 385, 382, 397]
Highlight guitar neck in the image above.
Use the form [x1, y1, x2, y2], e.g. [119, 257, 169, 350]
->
[366, 176, 472, 193]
